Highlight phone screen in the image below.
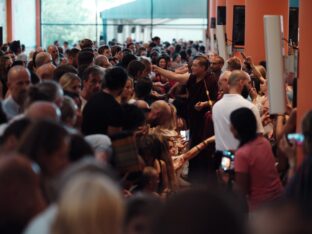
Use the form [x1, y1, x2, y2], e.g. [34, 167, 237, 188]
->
[180, 130, 190, 141]
[287, 133, 304, 144]
[220, 150, 234, 171]
[221, 157, 231, 171]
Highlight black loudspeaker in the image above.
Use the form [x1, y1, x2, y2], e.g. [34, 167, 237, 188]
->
[289, 7, 299, 44]
[117, 25, 123, 33]
[232, 5, 245, 46]
[131, 27, 136, 33]
[217, 6, 226, 25]
[292, 77, 297, 108]
[0, 27, 3, 46]
[210, 17, 216, 29]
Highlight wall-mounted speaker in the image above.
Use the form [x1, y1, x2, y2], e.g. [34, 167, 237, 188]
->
[217, 6, 226, 25]
[289, 7, 299, 44]
[117, 25, 123, 33]
[210, 17, 216, 29]
[232, 5, 245, 46]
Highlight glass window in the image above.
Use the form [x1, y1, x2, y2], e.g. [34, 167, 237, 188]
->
[41, 0, 104, 48]
[41, 0, 207, 47]
[12, 0, 36, 50]
[0, 0, 6, 44]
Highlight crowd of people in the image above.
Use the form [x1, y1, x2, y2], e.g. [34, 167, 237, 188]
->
[0, 36, 311, 234]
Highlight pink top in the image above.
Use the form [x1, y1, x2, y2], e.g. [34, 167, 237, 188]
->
[234, 136, 283, 210]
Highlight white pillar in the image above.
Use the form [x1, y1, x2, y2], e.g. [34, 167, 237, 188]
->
[264, 15, 286, 114]
[135, 25, 141, 42]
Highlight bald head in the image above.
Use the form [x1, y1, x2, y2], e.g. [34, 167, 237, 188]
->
[228, 70, 249, 87]
[25, 101, 61, 122]
[36, 63, 56, 81]
[35, 52, 52, 68]
[227, 70, 251, 97]
[148, 100, 172, 127]
[134, 100, 150, 110]
[218, 70, 232, 93]
[95, 55, 112, 68]
[7, 66, 31, 105]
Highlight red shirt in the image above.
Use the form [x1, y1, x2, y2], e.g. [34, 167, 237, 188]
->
[234, 136, 283, 210]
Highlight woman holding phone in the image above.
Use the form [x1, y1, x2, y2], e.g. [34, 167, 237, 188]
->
[230, 107, 283, 210]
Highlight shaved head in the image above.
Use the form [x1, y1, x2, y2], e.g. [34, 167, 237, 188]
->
[95, 55, 112, 68]
[148, 100, 172, 127]
[7, 66, 31, 105]
[35, 52, 52, 68]
[228, 70, 249, 87]
[36, 63, 56, 81]
[134, 100, 150, 110]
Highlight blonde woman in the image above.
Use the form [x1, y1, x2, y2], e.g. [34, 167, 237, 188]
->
[59, 72, 81, 95]
[51, 174, 124, 234]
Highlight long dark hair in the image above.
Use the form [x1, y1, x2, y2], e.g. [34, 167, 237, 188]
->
[230, 107, 257, 147]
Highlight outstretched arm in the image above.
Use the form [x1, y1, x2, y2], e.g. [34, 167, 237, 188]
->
[245, 56, 266, 84]
[152, 65, 190, 85]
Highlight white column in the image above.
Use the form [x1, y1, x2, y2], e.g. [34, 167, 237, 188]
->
[264, 15, 286, 114]
[124, 24, 130, 43]
[112, 20, 118, 41]
[135, 25, 141, 42]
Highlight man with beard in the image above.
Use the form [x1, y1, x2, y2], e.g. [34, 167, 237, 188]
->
[212, 70, 264, 151]
[3, 66, 31, 119]
[209, 55, 224, 79]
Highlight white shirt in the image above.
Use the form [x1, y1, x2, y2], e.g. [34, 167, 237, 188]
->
[2, 96, 21, 120]
[23, 205, 57, 234]
[212, 94, 264, 151]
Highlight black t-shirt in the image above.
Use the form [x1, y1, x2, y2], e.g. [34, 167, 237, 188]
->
[82, 91, 124, 136]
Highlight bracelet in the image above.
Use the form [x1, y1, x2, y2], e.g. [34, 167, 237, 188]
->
[195, 146, 201, 152]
